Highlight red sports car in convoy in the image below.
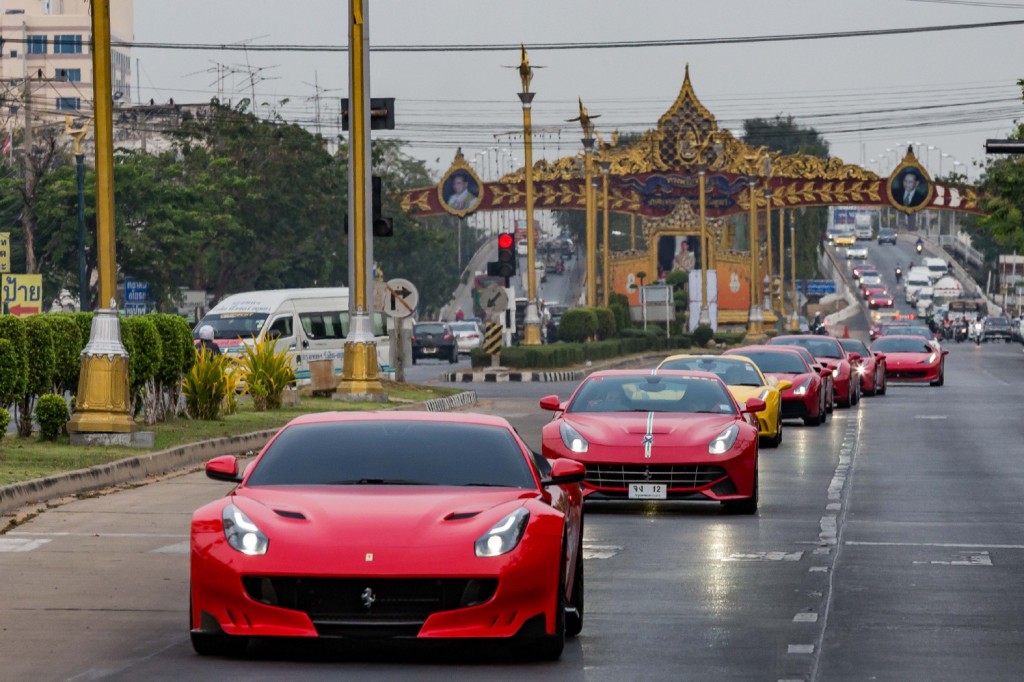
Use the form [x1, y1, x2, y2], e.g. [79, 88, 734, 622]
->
[860, 284, 888, 300]
[871, 334, 948, 386]
[866, 290, 895, 309]
[724, 345, 830, 426]
[539, 370, 765, 514]
[767, 335, 861, 407]
[850, 262, 876, 280]
[190, 412, 585, 660]
[839, 337, 887, 396]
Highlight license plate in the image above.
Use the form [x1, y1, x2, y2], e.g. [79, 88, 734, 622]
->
[628, 483, 666, 500]
[423, 348, 437, 354]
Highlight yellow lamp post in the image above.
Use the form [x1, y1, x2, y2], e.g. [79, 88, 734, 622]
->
[790, 214, 799, 331]
[67, 0, 134, 437]
[777, 202, 786, 313]
[746, 174, 765, 340]
[517, 46, 542, 345]
[763, 187, 773, 314]
[336, 0, 386, 400]
[570, 99, 598, 307]
[600, 159, 611, 307]
[697, 167, 711, 327]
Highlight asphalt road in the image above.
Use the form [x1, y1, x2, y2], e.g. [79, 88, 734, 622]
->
[2, 337, 1024, 681]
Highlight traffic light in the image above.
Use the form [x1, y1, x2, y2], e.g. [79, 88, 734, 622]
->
[496, 232, 517, 278]
[371, 175, 393, 237]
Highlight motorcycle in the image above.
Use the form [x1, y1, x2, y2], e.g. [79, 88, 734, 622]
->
[916, 242, 924, 255]
[894, 267, 903, 284]
[953, 320, 969, 343]
[971, 320, 984, 345]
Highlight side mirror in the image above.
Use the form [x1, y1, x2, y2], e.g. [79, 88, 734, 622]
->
[539, 395, 563, 411]
[776, 380, 793, 392]
[819, 367, 832, 378]
[942, 350, 949, 356]
[847, 352, 861, 362]
[206, 455, 242, 483]
[874, 352, 886, 360]
[743, 397, 767, 414]
[542, 458, 585, 486]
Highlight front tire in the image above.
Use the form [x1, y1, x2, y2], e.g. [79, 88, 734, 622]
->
[531, 547, 568, 661]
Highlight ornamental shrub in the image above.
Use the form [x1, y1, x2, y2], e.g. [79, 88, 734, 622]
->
[17, 315, 55, 437]
[182, 349, 233, 420]
[235, 337, 295, 411]
[41, 314, 83, 396]
[121, 315, 163, 417]
[35, 394, 70, 441]
[0, 338, 21, 408]
[148, 314, 194, 419]
[558, 308, 598, 343]
[693, 324, 714, 348]
[0, 406, 9, 442]
[0, 315, 28, 405]
[593, 307, 617, 341]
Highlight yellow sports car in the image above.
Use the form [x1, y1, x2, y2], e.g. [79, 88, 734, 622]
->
[833, 228, 857, 247]
[657, 354, 791, 447]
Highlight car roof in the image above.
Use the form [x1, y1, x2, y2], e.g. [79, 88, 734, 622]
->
[285, 410, 512, 429]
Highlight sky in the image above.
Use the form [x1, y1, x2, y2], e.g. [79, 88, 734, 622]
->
[131, 0, 1024, 185]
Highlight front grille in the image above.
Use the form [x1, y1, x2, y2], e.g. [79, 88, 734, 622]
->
[889, 369, 930, 379]
[780, 400, 808, 418]
[585, 464, 727, 490]
[242, 577, 497, 637]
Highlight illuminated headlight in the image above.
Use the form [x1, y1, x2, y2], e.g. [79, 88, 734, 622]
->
[559, 421, 589, 453]
[831, 367, 840, 378]
[927, 353, 937, 364]
[222, 503, 269, 556]
[793, 378, 811, 396]
[708, 424, 740, 455]
[475, 507, 529, 557]
[854, 364, 867, 376]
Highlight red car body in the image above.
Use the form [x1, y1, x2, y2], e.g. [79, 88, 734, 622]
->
[839, 338, 887, 396]
[860, 284, 888, 299]
[190, 412, 585, 659]
[724, 345, 829, 426]
[871, 334, 947, 386]
[539, 369, 764, 514]
[867, 291, 895, 309]
[767, 335, 860, 407]
[850, 263, 876, 280]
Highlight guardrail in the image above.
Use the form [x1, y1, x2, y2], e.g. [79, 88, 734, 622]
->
[936, 234, 984, 269]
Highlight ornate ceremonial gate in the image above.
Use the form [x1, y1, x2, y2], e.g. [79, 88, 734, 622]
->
[400, 67, 984, 324]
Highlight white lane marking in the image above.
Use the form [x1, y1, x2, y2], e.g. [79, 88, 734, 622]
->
[722, 551, 803, 562]
[793, 612, 819, 623]
[152, 541, 190, 554]
[846, 541, 1024, 550]
[583, 544, 622, 560]
[788, 644, 815, 654]
[809, 566, 829, 572]
[0, 538, 51, 552]
[8, 531, 186, 538]
[819, 515, 837, 545]
[913, 551, 992, 566]
[915, 415, 949, 420]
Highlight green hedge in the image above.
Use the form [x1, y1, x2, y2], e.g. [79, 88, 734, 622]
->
[121, 316, 163, 416]
[469, 331, 695, 369]
[35, 394, 70, 441]
[41, 314, 83, 396]
[593, 307, 617, 340]
[16, 316, 55, 436]
[558, 308, 598, 343]
[0, 316, 28, 405]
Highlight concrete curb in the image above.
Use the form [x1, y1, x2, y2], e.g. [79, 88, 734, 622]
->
[0, 392, 480, 516]
[444, 370, 586, 383]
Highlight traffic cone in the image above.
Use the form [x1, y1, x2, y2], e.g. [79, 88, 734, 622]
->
[842, 325, 850, 338]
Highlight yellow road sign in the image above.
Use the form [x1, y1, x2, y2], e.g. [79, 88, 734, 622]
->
[2, 273, 43, 316]
[483, 321, 503, 355]
[0, 232, 9, 273]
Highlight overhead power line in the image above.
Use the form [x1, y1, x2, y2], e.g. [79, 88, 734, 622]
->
[1, 18, 1008, 53]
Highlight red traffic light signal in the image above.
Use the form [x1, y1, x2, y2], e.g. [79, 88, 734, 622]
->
[496, 232, 517, 278]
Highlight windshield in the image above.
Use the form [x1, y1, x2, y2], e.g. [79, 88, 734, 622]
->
[567, 375, 737, 415]
[194, 312, 269, 340]
[729, 350, 808, 374]
[872, 337, 935, 354]
[768, 336, 844, 359]
[839, 339, 869, 356]
[985, 317, 1010, 328]
[246, 421, 535, 488]
[414, 324, 448, 335]
[659, 357, 764, 387]
[450, 322, 480, 333]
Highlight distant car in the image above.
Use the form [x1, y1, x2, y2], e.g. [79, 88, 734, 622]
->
[767, 335, 860, 408]
[867, 291, 895, 309]
[981, 316, 1014, 343]
[854, 224, 873, 240]
[872, 334, 947, 386]
[450, 321, 484, 354]
[858, 270, 883, 286]
[724, 346, 830, 426]
[877, 227, 897, 245]
[189, 411, 585, 659]
[833, 227, 857, 247]
[411, 322, 458, 364]
[846, 245, 869, 260]
[850, 262, 876, 280]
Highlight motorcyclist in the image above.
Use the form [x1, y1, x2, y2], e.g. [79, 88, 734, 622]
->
[894, 263, 903, 284]
[811, 312, 827, 335]
[915, 237, 924, 254]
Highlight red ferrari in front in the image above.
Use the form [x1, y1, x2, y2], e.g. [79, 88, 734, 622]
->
[540, 370, 764, 514]
[190, 412, 585, 660]
[767, 335, 861, 407]
[871, 334, 947, 386]
[839, 338, 887, 396]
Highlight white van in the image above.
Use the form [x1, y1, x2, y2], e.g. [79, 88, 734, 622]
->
[905, 271, 931, 303]
[194, 288, 390, 383]
[922, 257, 950, 282]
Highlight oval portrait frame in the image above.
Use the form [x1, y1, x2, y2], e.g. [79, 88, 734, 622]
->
[438, 154, 485, 218]
[888, 153, 934, 215]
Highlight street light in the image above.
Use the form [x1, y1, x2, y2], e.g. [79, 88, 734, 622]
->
[600, 159, 611, 308]
[516, 45, 542, 345]
[569, 98, 598, 307]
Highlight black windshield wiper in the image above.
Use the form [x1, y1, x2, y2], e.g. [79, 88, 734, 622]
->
[326, 478, 429, 485]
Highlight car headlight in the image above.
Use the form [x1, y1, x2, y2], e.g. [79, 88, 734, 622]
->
[758, 389, 771, 401]
[927, 353, 937, 364]
[793, 378, 811, 396]
[854, 364, 867, 376]
[708, 424, 740, 455]
[222, 503, 269, 556]
[831, 367, 840, 378]
[475, 507, 529, 557]
[559, 421, 589, 453]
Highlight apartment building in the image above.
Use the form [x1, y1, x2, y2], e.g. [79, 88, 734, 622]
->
[0, 0, 133, 126]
